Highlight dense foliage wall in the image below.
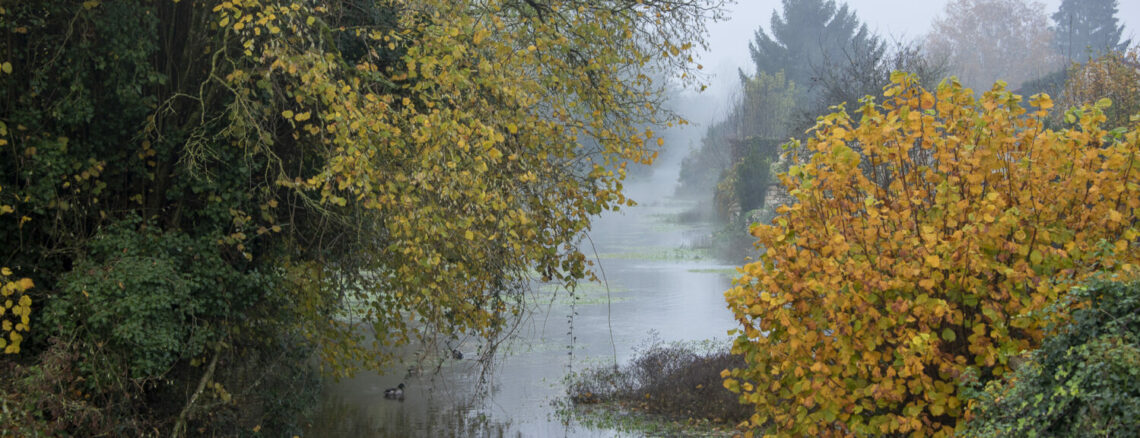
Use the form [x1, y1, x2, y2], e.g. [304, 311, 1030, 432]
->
[0, 0, 721, 434]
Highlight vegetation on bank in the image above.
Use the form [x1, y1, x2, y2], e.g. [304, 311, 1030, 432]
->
[724, 70, 1139, 436]
[668, 1, 1140, 434]
[0, 0, 724, 434]
[566, 339, 750, 436]
[678, 0, 947, 262]
[961, 279, 1140, 436]
[678, 0, 1136, 268]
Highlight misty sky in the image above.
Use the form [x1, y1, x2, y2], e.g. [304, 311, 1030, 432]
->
[695, 0, 1140, 104]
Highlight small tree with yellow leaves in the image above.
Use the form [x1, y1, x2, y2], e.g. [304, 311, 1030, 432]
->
[724, 72, 1140, 437]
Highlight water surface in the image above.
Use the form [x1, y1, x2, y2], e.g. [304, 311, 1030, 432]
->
[309, 152, 744, 437]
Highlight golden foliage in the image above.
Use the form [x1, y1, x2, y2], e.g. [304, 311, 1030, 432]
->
[0, 266, 33, 355]
[205, 0, 718, 374]
[725, 73, 1140, 436]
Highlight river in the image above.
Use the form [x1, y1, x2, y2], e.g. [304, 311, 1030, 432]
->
[307, 137, 744, 437]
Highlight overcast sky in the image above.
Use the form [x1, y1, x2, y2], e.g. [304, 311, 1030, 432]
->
[694, 0, 1140, 104]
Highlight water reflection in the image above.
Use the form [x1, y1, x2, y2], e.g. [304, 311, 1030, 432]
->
[309, 150, 745, 436]
[309, 387, 517, 437]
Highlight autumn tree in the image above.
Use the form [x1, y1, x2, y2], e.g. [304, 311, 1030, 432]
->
[723, 73, 1140, 436]
[1052, 0, 1131, 62]
[0, 0, 724, 433]
[926, 0, 1061, 91]
[1057, 48, 1140, 129]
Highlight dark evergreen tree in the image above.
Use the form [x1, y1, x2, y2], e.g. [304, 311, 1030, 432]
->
[1052, 0, 1131, 61]
[747, 0, 883, 91]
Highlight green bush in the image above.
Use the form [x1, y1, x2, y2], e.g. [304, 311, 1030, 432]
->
[733, 139, 778, 214]
[43, 217, 268, 381]
[961, 278, 1140, 437]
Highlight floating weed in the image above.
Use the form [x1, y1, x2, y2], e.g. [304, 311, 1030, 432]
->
[533, 282, 630, 306]
[596, 247, 711, 261]
[685, 267, 739, 276]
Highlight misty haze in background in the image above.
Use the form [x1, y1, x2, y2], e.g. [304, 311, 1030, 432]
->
[682, 0, 1139, 125]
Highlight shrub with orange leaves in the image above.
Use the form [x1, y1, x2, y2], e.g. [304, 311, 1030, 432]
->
[723, 72, 1140, 437]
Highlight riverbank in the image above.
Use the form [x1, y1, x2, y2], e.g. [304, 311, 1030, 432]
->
[564, 337, 750, 437]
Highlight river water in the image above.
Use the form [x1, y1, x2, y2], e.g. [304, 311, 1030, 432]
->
[308, 142, 744, 437]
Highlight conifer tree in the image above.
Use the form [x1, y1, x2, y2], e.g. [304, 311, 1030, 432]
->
[1052, 0, 1131, 62]
[748, 0, 883, 92]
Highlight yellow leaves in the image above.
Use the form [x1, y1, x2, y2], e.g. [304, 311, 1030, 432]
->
[472, 29, 487, 45]
[1, 268, 31, 355]
[196, 0, 719, 375]
[728, 73, 1140, 436]
[488, 148, 503, 161]
[920, 91, 935, 110]
[1, 62, 11, 74]
[1107, 208, 1124, 224]
[1029, 93, 1053, 110]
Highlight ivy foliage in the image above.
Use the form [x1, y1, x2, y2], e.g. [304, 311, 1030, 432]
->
[724, 73, 1140, 437]
[960, 278, 1140, 437]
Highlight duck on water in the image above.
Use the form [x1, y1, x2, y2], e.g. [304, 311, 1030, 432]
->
[384, 383, 405, 400]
